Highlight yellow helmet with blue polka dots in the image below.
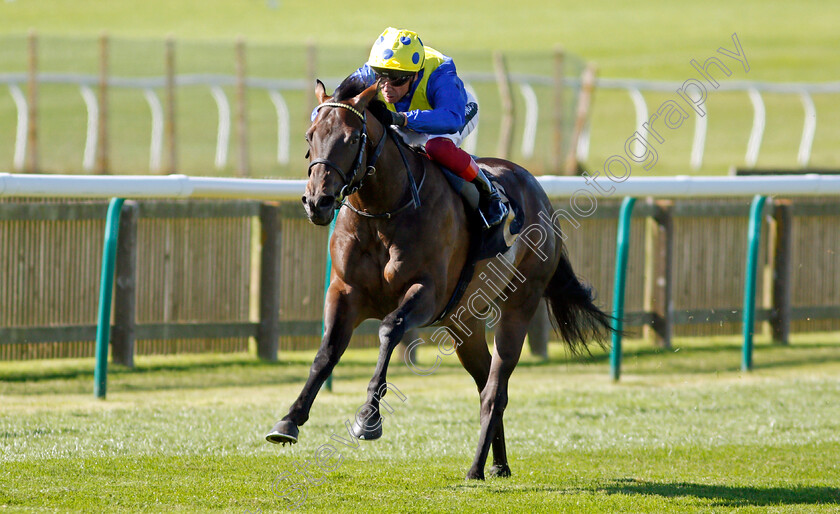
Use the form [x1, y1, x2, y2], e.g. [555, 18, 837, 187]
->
[367, 27, 425, 74]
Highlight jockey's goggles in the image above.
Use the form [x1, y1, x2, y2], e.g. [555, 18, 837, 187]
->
[375, 72, 414, 87]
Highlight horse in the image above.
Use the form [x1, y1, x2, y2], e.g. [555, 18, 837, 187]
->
[266, 75, 614, 480]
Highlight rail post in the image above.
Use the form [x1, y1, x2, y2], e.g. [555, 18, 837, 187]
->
[235, 37, 250, 177]
[165, 36, 177, 173]
[257, 202, 282, 360]
[769, 200, 792, 344]
[493, 51, 514, 159]
[742, 194, 767, 371]
[26, 30, 38, 173]
[305, 40, 318, 121]
[526, 299, 550, 359]
[112, 200, 138, 367]
[94, 197, 125, 399]
[552, 46, 565, 172]
[322, 211, 338, 392]
[610, 196, 636, 381]
[565, 64, 597, 174]
[643, 199, 673, 348]
[96, 32, 110, 174]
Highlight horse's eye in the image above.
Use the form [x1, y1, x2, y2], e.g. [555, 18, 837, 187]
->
[351, 136, 360, 145]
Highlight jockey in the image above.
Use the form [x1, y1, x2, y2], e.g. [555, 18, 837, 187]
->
[351, 27, 508, 228]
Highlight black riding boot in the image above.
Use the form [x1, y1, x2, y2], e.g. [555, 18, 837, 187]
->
[471, 172, 508, 228]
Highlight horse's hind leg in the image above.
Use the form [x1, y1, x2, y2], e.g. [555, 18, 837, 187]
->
[452, 318, 511, 478]
[466, 295, 541, 480]
[352, 281, 437, 440]
[266, 282, 359, 445]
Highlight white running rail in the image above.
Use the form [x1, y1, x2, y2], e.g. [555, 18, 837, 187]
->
[3, 173, 840, 201]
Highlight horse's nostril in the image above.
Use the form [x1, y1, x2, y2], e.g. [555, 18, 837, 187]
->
[317, 196, 335, 209]
[301, 195, 308, 205]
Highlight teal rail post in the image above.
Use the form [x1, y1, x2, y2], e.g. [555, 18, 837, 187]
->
[321, 211, 338, 392]
[610, 197, 636, 381]
[94, 198, 125, 399]
[742, 195, 767, 372]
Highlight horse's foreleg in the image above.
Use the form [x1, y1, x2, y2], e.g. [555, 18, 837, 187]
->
[351, 281, 436, 440]
[266, 282, 359, 445]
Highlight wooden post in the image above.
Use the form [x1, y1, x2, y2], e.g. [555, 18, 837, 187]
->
[112, 201, 139, 367]
[493, 51, 514, 160]
[643, 200, 655, 342]
[395, 329, 419, 365]
[552, 46, 565, 172]
[26, 30, 38, 173]
[235, 37, 250, 178]
[644, 199, 673, 348]
[305, 40, 318, 120]
[769, 200, 792, 344]
[564, 64, 597, 175]
[257, 202, 282, 361]
[526, 298, 550, 359]
[165, 36, 177, 174]
[96, 32, 110, 174]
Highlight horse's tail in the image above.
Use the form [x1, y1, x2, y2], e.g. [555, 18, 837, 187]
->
[543, 249, 615, 354]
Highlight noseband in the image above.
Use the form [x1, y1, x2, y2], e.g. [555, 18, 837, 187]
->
[308, 102, 386, 204]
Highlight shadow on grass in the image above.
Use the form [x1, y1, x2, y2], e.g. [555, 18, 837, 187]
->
[0, 366, 393, 396]
[553, 341, 840, 375]
[604, 478, 840, 506]
[516, 341, 754, 368]
[4, 340, 839, 388]
[450, 482, 568, 494]
[0, 355, 301, 383]
[0, 353, 387, 395]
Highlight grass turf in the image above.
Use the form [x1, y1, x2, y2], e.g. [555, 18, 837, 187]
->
[2, 334, 840, 512]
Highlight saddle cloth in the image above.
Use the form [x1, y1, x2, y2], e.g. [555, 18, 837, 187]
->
[427, 166, 525, 325]
[439, 166, 524, 258]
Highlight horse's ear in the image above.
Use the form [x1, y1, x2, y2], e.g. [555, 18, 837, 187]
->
[351, 83, 380, 110]
[315, 79, 329, 103]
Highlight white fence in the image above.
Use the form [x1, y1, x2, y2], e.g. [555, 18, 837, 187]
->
[586, 78, 840, 170]
[2, 71, 838, 174]
[4, 172, 840, 201]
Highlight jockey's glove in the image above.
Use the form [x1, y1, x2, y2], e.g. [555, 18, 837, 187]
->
[389, 111, 407, 127]
[368, 101, 406, 127]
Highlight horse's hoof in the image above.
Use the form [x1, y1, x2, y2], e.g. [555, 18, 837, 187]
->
[266, 419, 299, 445]
[488, 464, 511, 478]
[465, 468, 485, 481]
[350, 417, 382, 441]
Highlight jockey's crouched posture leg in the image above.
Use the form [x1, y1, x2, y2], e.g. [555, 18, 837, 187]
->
[425, 137, 508, 227]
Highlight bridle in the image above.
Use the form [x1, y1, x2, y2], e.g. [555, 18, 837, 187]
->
[307, 101, 424, 219]
[307, 102, 385, 204]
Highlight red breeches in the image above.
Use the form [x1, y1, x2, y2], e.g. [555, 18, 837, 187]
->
[425, 137, 479, 181]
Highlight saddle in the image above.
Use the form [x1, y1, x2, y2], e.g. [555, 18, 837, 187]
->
[426, 165, 525, 325]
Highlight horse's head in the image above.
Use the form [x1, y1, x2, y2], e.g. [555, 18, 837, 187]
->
[302, 79, 379, 225]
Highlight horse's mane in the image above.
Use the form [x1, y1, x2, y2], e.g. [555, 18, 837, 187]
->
[332, 74, 394, 129]
[333, 75, 368, 101]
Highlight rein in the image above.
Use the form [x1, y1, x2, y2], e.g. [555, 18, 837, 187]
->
[309, 101, 424, 220]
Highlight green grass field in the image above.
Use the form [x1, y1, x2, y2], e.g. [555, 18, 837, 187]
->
[2, 335, 840, 512]
[0, 0, 838, 176]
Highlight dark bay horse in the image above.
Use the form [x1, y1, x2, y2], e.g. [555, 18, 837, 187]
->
[266, 76, 613, 480]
